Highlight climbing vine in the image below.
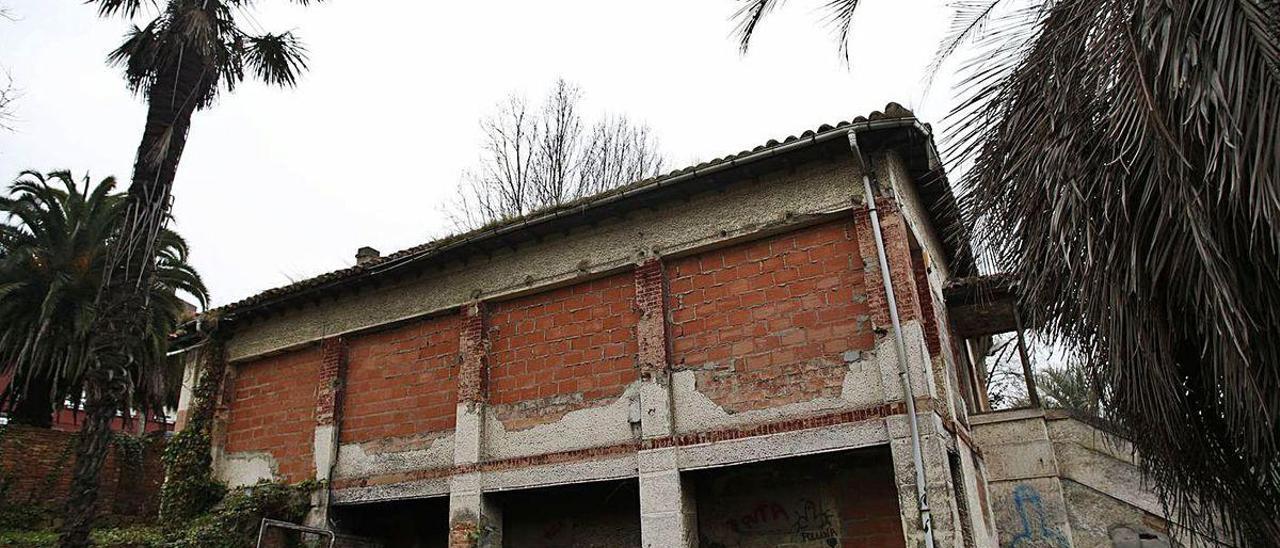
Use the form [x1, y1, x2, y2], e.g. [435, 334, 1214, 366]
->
[165, 479, 318, 548]
[158, 332, 228, 523]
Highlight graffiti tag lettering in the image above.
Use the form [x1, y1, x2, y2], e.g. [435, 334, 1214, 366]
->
[1009, 484, 1069, 548]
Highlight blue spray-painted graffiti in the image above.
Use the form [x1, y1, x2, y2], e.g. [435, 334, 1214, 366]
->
[1008, 484, 1070, 548]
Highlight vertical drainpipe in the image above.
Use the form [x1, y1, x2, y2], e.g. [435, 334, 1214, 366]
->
[848, 131, 936, 548]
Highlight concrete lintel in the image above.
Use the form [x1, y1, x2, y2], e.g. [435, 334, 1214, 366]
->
[676, 419, 889, 472]
[331, 477, 451, 505]
[479, 454, 638, 493]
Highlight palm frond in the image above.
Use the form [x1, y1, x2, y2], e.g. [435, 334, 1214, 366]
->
[819, 0, 860, 62]
[731, 0, 784, 54]
[949, 0, 1280, 541]
[242, 31, 308, 87]
[86, 0, 153, 19]
[925, 0, 1006, 83]
[108, 19, 165, 96]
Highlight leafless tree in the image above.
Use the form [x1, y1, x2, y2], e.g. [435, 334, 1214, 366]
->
[0, 6, 16, 131]
[0, 71, 17, 132]
[451, 79, 665, 229]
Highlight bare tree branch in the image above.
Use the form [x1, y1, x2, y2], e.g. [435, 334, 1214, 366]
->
[450, 79, 665, 230]
[0, 70, 17, 132]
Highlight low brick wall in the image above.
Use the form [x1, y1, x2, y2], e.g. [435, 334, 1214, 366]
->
[0, 424, 166, 527]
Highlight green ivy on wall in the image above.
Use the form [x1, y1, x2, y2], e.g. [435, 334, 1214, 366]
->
[158, 335, 228, 522]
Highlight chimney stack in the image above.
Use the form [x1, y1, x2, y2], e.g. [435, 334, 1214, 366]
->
[355, 246, 381, 266]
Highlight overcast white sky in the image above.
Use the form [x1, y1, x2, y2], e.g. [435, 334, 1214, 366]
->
[0, 0, 958, 307]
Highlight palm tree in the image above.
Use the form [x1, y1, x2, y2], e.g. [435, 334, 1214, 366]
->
[0, 170, 207, 433]
[61, 2, 322, 545]
[733, 0, 1280, 543]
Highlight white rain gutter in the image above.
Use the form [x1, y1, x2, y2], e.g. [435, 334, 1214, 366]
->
[847, 128, 936, 547]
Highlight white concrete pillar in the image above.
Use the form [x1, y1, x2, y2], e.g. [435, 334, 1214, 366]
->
[639, 448, 698, 548]
[449, 472, 502, 548]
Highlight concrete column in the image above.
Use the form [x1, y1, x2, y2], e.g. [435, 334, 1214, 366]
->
[308, 336, 347, 528]
[633, 258, 698, 548]
[449, 474, 503, 548]
[449, 302, 502, 548]
[639, 448, 698, 548]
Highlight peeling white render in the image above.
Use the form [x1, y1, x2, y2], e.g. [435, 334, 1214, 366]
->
[335, 432, 455, 479]
[669, 324, 939, 435]
[482, 383, 638, 461]
[216, 451, 276, 488]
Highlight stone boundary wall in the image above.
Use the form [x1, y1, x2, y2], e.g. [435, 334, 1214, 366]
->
[0, 424, 165, 527]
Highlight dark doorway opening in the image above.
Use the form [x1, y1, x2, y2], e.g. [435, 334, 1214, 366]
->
[331, 495, 449, 548]
[495, 478, 641, 548]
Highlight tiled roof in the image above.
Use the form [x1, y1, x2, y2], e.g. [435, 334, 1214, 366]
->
[213, 103, 924, 319]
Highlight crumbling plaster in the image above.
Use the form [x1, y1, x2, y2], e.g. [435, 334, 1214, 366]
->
[217, 451, 276, 488]
[482, 384, 637, 461]
[672, 322, 933, 435]
[335, 432, 455, 480]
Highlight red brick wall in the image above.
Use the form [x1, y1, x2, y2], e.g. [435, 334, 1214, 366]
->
[342, 314, 462, 444]
[0, 425, 165, 526]
[487, 273, 639, 428]
[911, 247, 942, 357]
[668, 220, 875, 412]
[226, 346, 319, 482]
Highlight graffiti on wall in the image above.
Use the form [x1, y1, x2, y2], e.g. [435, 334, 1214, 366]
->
[704, 495, 841, 548]
[1008, 484, 1069, 548]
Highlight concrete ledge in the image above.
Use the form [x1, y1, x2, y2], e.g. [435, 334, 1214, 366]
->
[968, 406, 1046, 426]
[677, 415, 890, 471]
[333, 476, 451, 505]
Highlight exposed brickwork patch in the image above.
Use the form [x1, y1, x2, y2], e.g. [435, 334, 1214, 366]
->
[487, 273, 639, 428]
[226, 346, 319, 482]
[852, 201, 922, 330]
[342, 313, 462, 444]
[316, 337, 346, 427]
[458, 303, 486, 404]
[911, 248, 942, 358]
[669, 220, 875, 412]
[634, 259, 668, 378]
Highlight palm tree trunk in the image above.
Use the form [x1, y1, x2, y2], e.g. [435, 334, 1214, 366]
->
[57, 48, 211, 548]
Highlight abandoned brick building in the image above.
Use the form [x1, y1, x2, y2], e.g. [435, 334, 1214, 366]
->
[175, 105, 1192, 547]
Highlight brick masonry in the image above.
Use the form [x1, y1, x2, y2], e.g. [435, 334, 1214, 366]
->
[458, 303, 486, 405]
[317, 337, 346, 427]
[226, 346, 320, 482]
[634, 258, 668, 380]
[852, 200, 923, 330]
[342, 314, 462, 444]
[911, 248, 942, 358]
[486, 273, 639, 429]
[667, 220, 875, 413]
[0, 424, 165, 526]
